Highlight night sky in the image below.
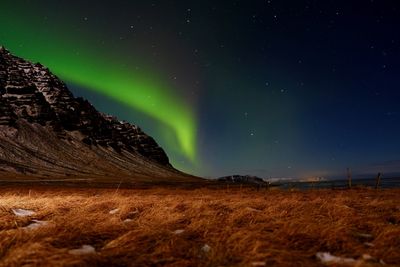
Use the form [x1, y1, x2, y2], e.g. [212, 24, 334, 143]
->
[1, 1, 399, 179]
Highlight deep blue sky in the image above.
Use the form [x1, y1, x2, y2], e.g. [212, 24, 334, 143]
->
[2, 0, 400, 179]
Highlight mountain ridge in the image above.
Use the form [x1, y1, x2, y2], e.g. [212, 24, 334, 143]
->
[0, 47, 200, 183]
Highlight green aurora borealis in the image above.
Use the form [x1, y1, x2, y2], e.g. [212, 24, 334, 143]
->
[2, 1, 400, 179]
[0, 3, 197, 165]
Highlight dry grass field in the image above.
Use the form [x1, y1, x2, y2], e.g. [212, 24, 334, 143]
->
[0, 186, 399, 267]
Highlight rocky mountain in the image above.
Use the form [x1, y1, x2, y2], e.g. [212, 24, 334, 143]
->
[217, 175, 267, 185]
[0, 47, 199, 184]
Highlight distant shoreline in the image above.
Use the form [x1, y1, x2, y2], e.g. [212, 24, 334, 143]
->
[269, 176, 400, 189]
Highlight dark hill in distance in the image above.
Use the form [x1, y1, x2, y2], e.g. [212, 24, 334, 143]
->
[218, 175, 268, 186]
[0, 47, 203, 186]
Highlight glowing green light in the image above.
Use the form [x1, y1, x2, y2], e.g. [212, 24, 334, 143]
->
[0, 8, 197, 162]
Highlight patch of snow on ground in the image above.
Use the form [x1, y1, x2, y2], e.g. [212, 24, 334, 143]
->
[316, 252, 356, 265]
[201, 244, 211, 253]
[68, 245, 96, 255]
[362, 254, 373, 261]
[245, 207, 262, 212]
[12, 208, 35, 217]
[0, 126, 18, 137]
[251, 261, 266, 266]
[23, 220, 48, 230]
[109, 208, 120, 214]
[355, 232, 373, 239]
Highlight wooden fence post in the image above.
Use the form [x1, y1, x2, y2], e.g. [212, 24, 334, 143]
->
[375, 172, 382, 189]
[347, 168, 352, 189]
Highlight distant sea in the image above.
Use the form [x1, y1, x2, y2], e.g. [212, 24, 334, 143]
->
[275, 177, 400, 189]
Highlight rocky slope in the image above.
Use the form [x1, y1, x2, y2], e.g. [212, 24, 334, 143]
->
[0, 47, 197, 183]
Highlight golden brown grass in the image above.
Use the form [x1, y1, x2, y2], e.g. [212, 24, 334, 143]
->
[0, 186, 399, 266]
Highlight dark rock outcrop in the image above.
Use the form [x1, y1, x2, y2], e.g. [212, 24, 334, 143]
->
[217, 175, 267, 185]
[0, 47, 190, 181]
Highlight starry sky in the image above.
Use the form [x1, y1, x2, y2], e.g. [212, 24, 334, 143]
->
[1, 0, 399, 179]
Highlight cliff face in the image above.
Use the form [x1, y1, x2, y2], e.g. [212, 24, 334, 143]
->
[0, 47, 188, 181]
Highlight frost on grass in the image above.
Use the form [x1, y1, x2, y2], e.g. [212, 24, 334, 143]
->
[68, 245, 96, 255]
[23, 220, 48, 230]
[12, 208, 35, 217]
[316, 252, 356, 265]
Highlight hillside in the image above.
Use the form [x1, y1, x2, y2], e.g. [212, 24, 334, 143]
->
[0, 47, 201, 184]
